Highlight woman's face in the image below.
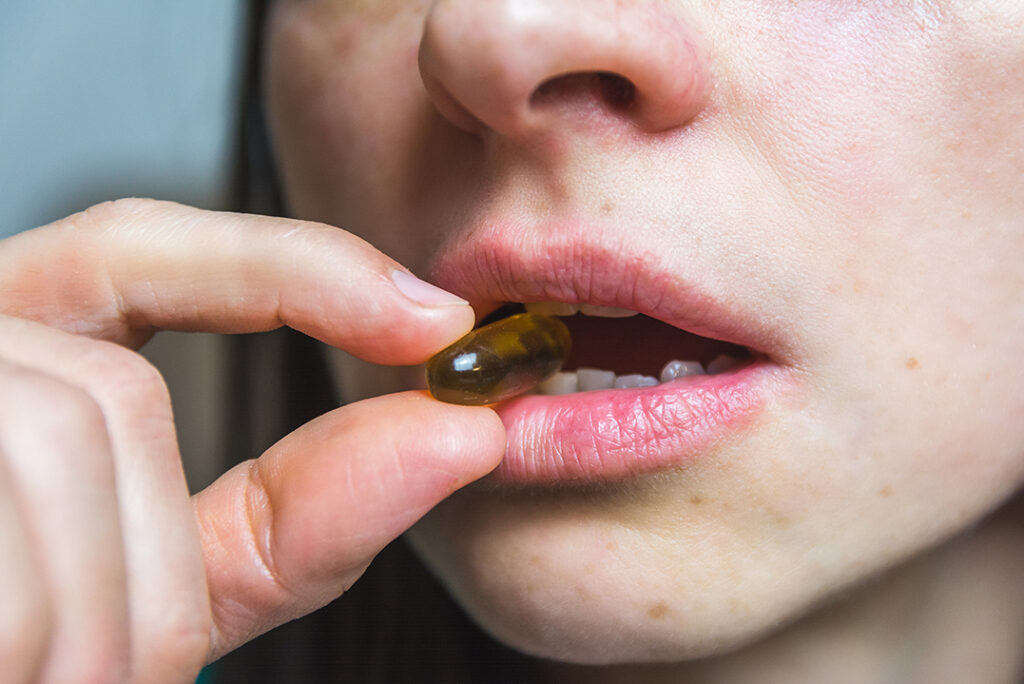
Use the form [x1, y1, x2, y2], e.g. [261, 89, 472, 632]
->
[264, 0, 1024, 663]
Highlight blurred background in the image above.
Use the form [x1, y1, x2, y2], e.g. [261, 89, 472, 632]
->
[0, 1, 253, 492]
[0, 0, 248, 235]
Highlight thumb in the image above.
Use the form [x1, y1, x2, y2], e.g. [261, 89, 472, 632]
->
[192, 392, 505, 660]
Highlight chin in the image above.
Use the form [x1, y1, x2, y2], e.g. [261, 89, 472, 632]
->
[403, 435, 841, 665]
[407, 504, 794, 664]
[402, 390, 1024, 666]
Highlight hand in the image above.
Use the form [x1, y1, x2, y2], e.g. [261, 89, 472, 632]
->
[0, 199, 505, 683]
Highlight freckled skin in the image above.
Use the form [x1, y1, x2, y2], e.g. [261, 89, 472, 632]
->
[266, 0, 1024, 675]
[648, 603, 670, 620]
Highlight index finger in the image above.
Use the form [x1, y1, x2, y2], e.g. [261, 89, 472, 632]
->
[0, 199, 472, 363]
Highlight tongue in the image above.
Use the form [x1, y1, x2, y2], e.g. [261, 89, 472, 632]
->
[561, 314, 744, 377]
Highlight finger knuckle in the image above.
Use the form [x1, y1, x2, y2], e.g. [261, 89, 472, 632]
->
[51, 387, 109, 439]
[243, 461, 300, 599]
[0, 365, 107, 444]
[72, 198, 172, 233]
[107, 347, 170, 405]
[199, 461, 307, 660]
[79, 345, 173, 423]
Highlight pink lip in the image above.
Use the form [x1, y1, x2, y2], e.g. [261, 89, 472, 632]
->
[490, 361, 785, 484]
[428, 218, 794, 357]
[427, 217, 795, 484]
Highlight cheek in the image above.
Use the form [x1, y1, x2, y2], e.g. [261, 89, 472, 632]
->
[265, 1, 437, 265]
[724, 2, 1024, 227]
[722, 2, 1024, 446]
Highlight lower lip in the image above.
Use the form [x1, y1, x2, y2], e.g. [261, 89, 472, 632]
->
[490, 361, 787, 484]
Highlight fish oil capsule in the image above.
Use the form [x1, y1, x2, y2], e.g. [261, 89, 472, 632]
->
[426, 313, 571, 405]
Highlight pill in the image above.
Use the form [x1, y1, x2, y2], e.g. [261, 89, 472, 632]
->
[426, 313, 572, 405]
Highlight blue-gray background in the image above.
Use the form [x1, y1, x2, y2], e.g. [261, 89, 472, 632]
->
[0, 1, 248, 237]
[1, 7, 254, 678]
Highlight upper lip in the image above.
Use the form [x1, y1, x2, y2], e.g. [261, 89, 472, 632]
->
[426, 218, 792, 363]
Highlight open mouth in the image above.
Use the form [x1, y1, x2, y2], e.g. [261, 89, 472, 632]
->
[462, 298, 781, 484]
[477, 300, 754, 396]
[425, 224, 791, 483]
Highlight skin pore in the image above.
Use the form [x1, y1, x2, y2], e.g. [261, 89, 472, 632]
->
[264, 0, 1024, 680]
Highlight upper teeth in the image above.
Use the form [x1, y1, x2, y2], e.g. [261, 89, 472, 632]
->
[536, 355, 741, 395]
[525, 301, 639, 318]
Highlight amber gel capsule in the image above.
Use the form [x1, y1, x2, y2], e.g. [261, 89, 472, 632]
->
[426, 313, 572, 405]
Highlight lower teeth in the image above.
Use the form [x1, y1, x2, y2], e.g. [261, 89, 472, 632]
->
[614, 374, 660, 389]
[536, 354, 742, 395]
[660, 360, 704, 382]
[578, 368, 616, 391]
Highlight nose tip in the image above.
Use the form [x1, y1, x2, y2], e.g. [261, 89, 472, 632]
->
[418, 0, 710, 136]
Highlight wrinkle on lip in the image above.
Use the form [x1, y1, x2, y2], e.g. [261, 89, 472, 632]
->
[492, 365, 773, 484]
[452, 234, 673, 315]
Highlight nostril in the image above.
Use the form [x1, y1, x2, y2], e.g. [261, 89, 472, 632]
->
[595, 72, 637, 111]
[530, 71, 637, 115]
[419, 0, 707, 135]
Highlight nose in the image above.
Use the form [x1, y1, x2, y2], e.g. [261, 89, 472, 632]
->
[418, 0, 710, 137]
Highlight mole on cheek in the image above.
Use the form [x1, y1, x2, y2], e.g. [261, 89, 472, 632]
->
[647, 602, 670, 620]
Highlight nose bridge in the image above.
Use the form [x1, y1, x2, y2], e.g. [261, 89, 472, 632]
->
[418, 0, 709, 136]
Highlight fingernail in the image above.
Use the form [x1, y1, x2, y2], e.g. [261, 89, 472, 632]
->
[391, 270, 468, 307]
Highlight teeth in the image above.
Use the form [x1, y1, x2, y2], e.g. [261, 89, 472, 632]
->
[578, 304, 640, 318]
[535, 359, 726, 396]
[577, 368, 616, 391]
[706, 354, 742, 375]
[613, 374, 659, 389]
[517, 303, 749, 394]
[525, 301, 580, 316]
[537, 372, 578, 395]
[659, 359, 705, 383]
[524, 301, 640, 318]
